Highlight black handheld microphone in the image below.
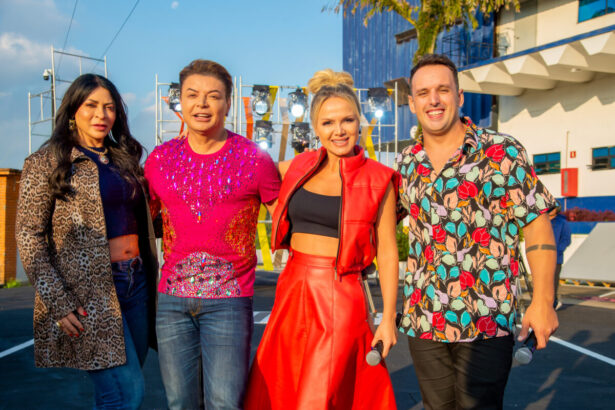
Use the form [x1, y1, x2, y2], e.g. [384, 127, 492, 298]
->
[365, 313, 403, 366]
[366, 341, 384, 366]
[514, 331, 537, 365]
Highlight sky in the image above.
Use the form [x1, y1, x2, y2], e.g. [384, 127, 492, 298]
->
[0, 0, 343, 169]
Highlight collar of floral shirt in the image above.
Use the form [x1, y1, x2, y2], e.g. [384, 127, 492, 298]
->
[410, 116, 481, 164]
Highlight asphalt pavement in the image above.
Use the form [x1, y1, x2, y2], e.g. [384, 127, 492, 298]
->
[1, 274, 614, 409]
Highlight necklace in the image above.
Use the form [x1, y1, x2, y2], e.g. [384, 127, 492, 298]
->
[81, 145, 109, 164]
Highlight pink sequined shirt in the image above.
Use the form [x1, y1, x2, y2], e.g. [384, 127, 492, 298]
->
[144, 132, 280, 298]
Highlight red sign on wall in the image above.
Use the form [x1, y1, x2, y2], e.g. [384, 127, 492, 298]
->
[570, 151, 576, 158]
[561, 168, 578, 197]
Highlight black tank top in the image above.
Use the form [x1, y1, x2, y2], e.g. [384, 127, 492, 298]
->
[288, 186, 340, 238]
[78, 147, 141, 239]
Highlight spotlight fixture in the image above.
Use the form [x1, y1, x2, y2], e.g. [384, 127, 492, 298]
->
[367, 87, 391, 119]
[251, 85, 271, 117]
[168, 82, 181, 113]
[290, 122, 311, 153]
[254, 120, 273, 150]
[288, 88, 308, 118]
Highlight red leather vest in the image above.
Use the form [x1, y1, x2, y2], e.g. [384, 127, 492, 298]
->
[271, 146, 400, 275]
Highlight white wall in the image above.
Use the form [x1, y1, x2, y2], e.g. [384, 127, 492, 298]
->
[497, 73, 615, 198]
[497, 0, 615, 55]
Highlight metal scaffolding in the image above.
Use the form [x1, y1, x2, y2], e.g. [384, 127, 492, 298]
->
[27, 47, 107, 154]
[153, 76, 399, 166]
[154, 75, 239, 146]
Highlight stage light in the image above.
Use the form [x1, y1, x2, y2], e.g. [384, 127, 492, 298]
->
[254, 120, 273, 150]
[251, 85, 271, 117]
[288, 88, 307, 118]
[367, 87, 391, 120]
[290, 122, 312, 153]
[168, 82, 181, 112]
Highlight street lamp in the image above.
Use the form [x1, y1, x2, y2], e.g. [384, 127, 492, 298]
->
[367, 88, 391, 162]
[168, 82, 181, 112]
[288, 88, 307, 118]
[254, 120, 273, 150]
[367, 87, 391, 119]
[251, 85, 271, 117]
[43, 68, 56, 129]
[290, 122, 311, 153]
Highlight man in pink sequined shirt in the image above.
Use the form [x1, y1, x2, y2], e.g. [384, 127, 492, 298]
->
[145, 132, 279, 299]
[144, 60, 280, 410]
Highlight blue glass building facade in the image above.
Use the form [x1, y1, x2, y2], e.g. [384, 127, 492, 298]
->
[342, 6, 495, 143]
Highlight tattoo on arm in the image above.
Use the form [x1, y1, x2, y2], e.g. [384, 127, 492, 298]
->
[526, 244, 557, 254]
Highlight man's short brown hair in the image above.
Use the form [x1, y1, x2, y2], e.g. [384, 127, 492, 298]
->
[410, 54, 459, 93]
[179, 59, 233, 99]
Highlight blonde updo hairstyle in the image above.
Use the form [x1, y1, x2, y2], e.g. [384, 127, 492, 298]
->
[307, 69, 361, 127]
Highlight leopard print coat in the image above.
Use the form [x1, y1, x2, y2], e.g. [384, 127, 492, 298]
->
[16, 145, 158, 370]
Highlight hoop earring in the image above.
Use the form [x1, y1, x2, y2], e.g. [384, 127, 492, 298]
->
[68, 118, 76, 131]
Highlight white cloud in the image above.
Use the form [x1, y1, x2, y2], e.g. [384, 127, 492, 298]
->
[171, 1, 179, 9]
[142, 103, 156, 113]
[0, 33, 51, 76]
[0, 0, 67, 42]
[141, 90, 155, 105]
[121, 92, 137, 105]
[0, 91, 10, 98]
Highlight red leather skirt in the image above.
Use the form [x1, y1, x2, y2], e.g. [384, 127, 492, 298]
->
[245, 249, 396, 410]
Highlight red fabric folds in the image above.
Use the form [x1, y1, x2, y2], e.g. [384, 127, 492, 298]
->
[245, 249, 396, 410]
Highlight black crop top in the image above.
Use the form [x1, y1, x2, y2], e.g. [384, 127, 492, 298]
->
[288, 186, 340, 238]
[78, 146, 141, 239]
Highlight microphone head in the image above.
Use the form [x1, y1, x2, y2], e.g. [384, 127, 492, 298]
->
[514, 347, 533, 365]
[366, 349, 382, 366]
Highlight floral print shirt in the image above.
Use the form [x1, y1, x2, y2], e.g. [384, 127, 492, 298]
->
[394, 117, 557, 342]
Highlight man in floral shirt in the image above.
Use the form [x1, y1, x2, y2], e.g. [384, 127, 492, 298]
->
[395, 54, 559, 409]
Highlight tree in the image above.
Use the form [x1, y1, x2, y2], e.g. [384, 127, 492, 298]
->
[328, 0, 520, 63]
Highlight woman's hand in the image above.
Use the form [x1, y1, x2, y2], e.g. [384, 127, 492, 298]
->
[372, 316, 398, 359]
[371, 180, 399, 360]
[175, 128, 188, 140]
[56, 306, 87, 337]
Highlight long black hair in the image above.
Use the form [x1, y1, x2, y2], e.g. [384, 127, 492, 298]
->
[43, 74, 145, 200]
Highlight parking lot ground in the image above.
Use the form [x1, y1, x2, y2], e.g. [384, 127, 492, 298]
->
[1, 276, 614, 409]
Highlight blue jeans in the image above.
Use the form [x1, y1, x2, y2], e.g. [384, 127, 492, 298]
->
[87, 257, 150, 410]
[156, 292, 254, 410]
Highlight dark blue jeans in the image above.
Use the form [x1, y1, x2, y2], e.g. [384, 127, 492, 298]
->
[156, 292, 254, 410]
[87, 256, 150, 410]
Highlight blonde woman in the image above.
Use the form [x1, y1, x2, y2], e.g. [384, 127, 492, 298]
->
[245, 70, 399, 409]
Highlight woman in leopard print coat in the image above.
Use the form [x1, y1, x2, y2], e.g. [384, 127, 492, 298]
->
[16, 74, 158, 409]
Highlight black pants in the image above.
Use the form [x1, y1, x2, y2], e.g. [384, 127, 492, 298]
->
[408, 335, 514, 410]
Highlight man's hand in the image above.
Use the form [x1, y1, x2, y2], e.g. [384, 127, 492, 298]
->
[518, 300, 558, 349]
[521, 213, 559, 349]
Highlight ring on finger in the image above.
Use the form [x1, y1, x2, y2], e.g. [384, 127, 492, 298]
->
[56, 320, 62, 328]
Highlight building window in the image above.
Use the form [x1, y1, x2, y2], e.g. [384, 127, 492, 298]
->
[579, 0, 615, 22]
[591, 146, 615, 170]
[533, 152, 561, 174]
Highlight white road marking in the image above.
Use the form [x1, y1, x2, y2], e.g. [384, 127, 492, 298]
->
[549, 336, 615, 366]
[515, 324, 615, 367]
[0, 339, 33, 359]
[599, 290, 615, 298]
[3, 314, 613, 367]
